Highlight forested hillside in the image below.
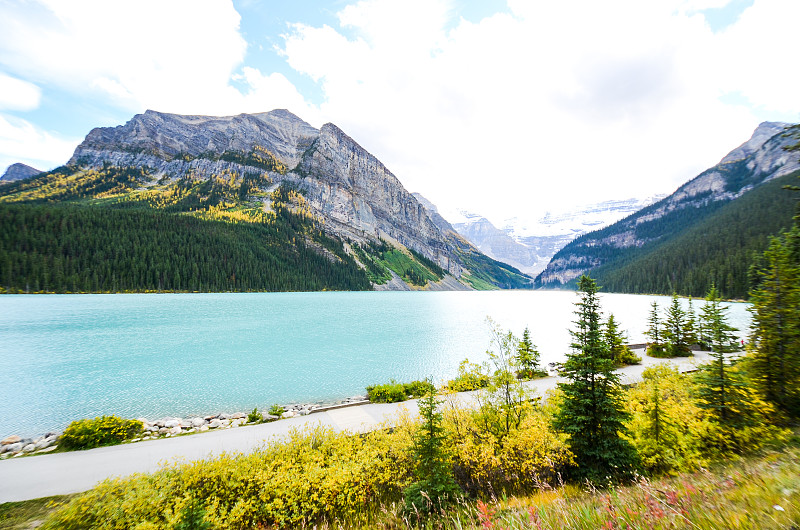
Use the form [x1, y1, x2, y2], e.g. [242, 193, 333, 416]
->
[535, 122, 800, 298]
[590, 171, 799, 298]
[0, 169, 373, 293]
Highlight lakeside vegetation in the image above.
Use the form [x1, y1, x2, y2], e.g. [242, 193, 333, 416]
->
[32, 259, 800, 527]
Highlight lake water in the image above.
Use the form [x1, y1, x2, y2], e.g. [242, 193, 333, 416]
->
[0, 291, 752, 438]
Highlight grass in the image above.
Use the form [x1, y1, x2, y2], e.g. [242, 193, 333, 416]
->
[0, 495, 76, 530]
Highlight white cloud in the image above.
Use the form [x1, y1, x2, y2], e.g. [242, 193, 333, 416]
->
[0, 115, 80, 173]
[0, 0, 309, 117]
[0, 73, 41, 111]
[0, 0, 796, 230]
[280, 0, 782, 225]
[713, 0, 800, 115]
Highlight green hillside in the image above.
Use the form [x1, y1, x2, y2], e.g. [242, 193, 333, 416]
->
[0, 165, 454, 293]
[589, 171, 800, 298]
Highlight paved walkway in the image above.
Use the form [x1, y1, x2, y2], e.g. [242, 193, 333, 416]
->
[0, 351, 710, 502]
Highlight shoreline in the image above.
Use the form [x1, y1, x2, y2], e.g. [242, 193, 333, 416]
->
[0, 394, 368, 459]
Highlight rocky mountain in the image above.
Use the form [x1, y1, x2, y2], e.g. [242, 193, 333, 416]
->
[440, 197, 662, 277]
[411, 193, 533, 289]
[535, 121, 800, 293]
[0, 109, 531, 292]
[1, 163, 41, 183]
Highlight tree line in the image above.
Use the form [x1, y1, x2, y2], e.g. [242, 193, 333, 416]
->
[0, 202, 371, 293]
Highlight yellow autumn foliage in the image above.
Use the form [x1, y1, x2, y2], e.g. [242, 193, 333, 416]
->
[43, 425, 415, 529]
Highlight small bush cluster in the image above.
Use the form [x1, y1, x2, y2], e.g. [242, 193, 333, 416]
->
[366, 379, 435, 403]
[446, 360, 490, 392]
[246, 407, 262, 423]
[268, 404, 286, 416]
[59, 415, 142, 450]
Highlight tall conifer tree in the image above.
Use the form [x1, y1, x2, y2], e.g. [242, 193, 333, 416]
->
[747, 228, 800, 420]
[553, 275, 638, 482]
[663, 294, 691, 356]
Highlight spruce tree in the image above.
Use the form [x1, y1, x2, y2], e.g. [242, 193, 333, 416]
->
[404, 383, 460, 514]
[695, 286, 749, 450]
[747, 228, 800, 420]
[685, 297, 698, 347]
[645, 301, 665, 356]
[553, 275, 638, 482]
[516, 326, 543, 377]
[663, 294, 691, 357]
[605, 313, 640, 366]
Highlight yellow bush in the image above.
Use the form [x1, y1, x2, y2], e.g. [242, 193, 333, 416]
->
[444, 406, 573, 495]
[43, 425, 415, 529]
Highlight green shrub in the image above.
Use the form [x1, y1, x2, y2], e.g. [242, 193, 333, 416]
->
[646, 344, 669, 357]
[366, 379, 435, 403]
[59, 415, 142, 450]
[268, 404, 286, 416]
[247, 407, 261, 423]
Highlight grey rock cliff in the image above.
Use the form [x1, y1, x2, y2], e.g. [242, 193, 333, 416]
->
[1, 163, 42, 183]
[68, 109, 466, 281]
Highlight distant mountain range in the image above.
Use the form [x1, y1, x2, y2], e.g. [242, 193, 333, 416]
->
[436, 197, 661, 276]
[534, 121, 800, 298]
[0, 110, 530, 293]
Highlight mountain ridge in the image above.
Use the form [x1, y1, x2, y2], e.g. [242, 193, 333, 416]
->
[1, 109, 532, 292]
[534, 121, 800, 294]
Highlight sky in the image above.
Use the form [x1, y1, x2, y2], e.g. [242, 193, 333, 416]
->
[0, 0, 798, 228]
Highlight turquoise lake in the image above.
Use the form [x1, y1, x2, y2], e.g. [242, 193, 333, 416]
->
[0, 291, 752, 438]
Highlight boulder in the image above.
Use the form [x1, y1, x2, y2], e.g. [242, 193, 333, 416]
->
[231, 412, 246, 419]
[218, 413, 232, 420]
[34, 437, 55, 450]
[164, 419, 180, 429]
[281, 411, 295, 419]
[22, 443, 36, 453]
[1, 435, 21, 445]
[169, 426, 182, 435]
[190, 417, 205, 428]
[199, 425, 209, 432]
[261, 414, 279, 422]
[209, 419, 223, 429]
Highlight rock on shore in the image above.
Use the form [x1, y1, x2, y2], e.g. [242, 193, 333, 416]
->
[0, 396, 368, 459]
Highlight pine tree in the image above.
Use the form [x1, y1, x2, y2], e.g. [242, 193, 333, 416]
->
[695, 286, 750, 450]
[747, 228, 800, 420]
[663, 294, 691, 357]
[645, 301, 665, 356]
[403, 383, 460, 513]
[605, 313, 640, 366]
[685, 297, 698, 347]
[516, 326, 543, 377]
[553, 275, 638, 482]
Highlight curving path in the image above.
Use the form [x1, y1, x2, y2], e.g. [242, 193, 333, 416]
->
[0, 350, 710, 503]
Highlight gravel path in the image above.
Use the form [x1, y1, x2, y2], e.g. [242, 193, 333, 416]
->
[0, 350, 709, 503]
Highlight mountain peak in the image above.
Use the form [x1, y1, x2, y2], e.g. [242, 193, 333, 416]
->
[1, 163, 42, 183]
[720, 121, 792, 164]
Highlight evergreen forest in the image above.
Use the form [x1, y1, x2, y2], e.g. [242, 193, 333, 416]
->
[0, 163, 471, 293]
[551, 171, 799, 298]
